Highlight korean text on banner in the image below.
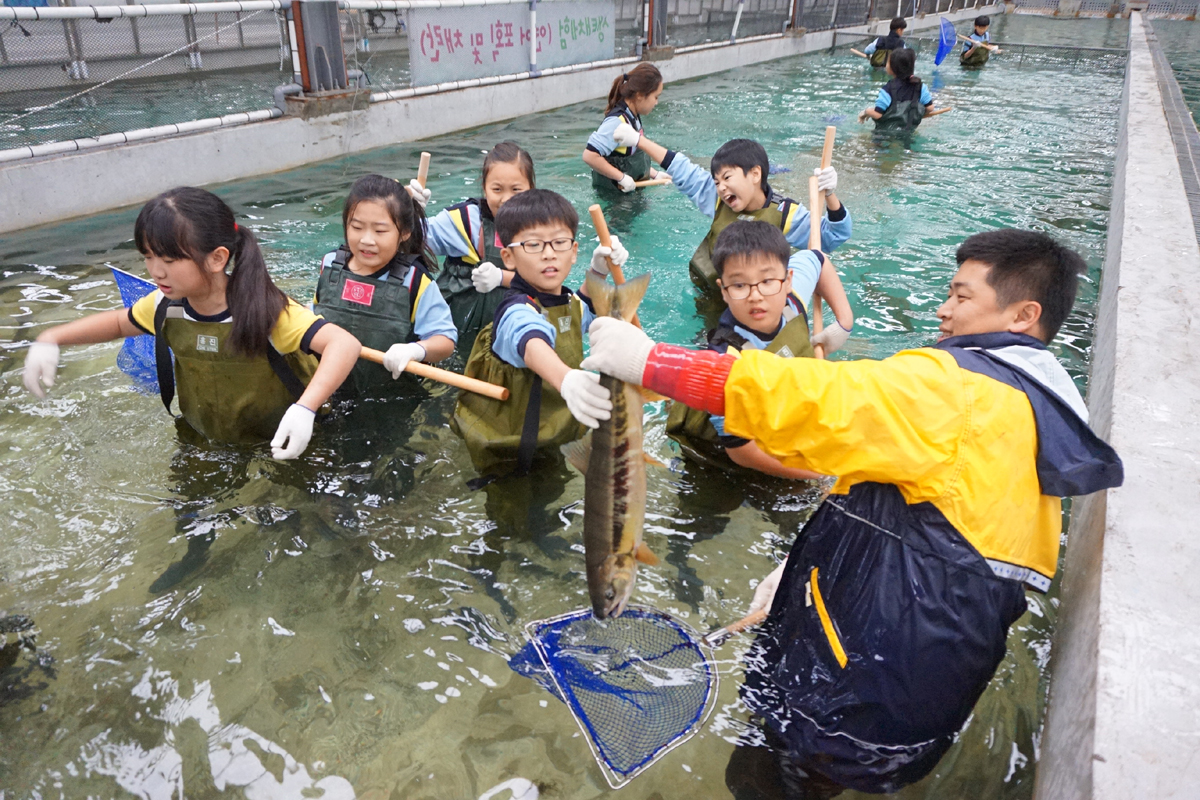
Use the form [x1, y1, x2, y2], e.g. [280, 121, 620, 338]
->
[407, 0, 615, 87]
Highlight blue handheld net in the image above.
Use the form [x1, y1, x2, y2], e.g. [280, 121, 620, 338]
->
[935, 17, 956, 66]
[109, 267, 160, 394]
[513, 606, 718, 789]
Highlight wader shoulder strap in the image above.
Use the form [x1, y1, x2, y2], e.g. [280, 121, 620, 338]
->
[266, 346, 307, 401]
[515, 376, 543, 476]
[153, 296, 177, 417]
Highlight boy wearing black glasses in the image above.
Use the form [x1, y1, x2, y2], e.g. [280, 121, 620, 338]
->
[666, 221, 853, 478]
[452, 189, 619, 479]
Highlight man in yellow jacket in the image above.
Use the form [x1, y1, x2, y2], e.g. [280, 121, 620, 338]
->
[581, 229, 1122, 797]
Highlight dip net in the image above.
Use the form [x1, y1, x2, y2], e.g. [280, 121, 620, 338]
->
[510, 606, 718, 789]
[110, 267, 160, 393]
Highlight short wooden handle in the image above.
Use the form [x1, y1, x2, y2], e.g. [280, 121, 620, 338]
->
[417, 152, 431, 188]
[851, 48, 868, 58]
[587, 204, 640, 328]
[821, 126, 836, 170]
[928, 107, 953, 117]
[633, 177, 673, 188]
[359, 346, 509, 400]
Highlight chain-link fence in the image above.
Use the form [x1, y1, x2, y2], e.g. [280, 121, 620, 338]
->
[661, 0, 792, 48]
[1011, 0, 1199, 15]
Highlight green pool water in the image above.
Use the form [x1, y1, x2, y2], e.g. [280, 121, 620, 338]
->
[0, 17, 1122, 799]
[1152, 19, 1200, 128]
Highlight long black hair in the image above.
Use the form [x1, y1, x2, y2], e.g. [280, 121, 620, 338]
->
[604, 62, 662, 115]
[888, 47, 921, 87]
[134, 186, 284, 357]
[342, 173, 438, 274]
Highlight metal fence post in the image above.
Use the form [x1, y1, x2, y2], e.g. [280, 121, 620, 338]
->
[830, 0, 841, 26]
[731, 0, 745, 40]
[529, 0, 538, 71]
[127, 0, 142, 55]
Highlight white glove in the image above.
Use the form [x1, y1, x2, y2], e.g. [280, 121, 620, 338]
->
[382, 341, 426, 379]
[811, 320, 852, 355]
[406, 178, 431, 210]
[814, 166, 838, 194]
[559, 370, 612, 430]
[23, 341, 59, 398]
[616, 174, 636, 193]
[271, 403, 316, 460]
[589, 235, 628, 277]
[580, 317, 654, 386]
[749, 562, 786, 614]
[471, 261, 504, 293]
[612, 121, 641, 149]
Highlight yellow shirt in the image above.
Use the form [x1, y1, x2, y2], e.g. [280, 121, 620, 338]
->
[129, 292, 324, 354]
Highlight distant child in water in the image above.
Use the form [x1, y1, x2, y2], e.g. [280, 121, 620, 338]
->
[583, 63, 666, 192]
[961, 15, 995, 67]
[424, 141, 536, 356]
[858, 47, 937, 131]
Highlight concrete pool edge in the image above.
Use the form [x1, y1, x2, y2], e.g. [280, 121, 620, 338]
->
[0, 6, 998, 234]
[1034, 12, 1200, 800]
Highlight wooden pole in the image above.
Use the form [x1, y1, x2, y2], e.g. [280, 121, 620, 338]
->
[809, 126, 835, 360]
[359, 346, 509, 400]
[633, 176, 673, 188]
[850, 48, 869, 58]
[417, 151, 431, 187]
[588, 204, 641, 328]
[926, 107, 954, 117]
[702, 608, 768, 647]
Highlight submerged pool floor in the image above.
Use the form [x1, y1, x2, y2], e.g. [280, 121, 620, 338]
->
[0, 16, 1122, 799]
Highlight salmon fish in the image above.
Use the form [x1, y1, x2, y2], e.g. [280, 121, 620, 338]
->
[562, 272, 658, 619]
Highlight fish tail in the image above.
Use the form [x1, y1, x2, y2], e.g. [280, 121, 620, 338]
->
[585, 272, 615, 318]
[614, 273, 651, 324]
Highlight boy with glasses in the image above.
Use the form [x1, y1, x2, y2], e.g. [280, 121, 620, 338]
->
[667, 221, 853, 478]
[452, 189, 623, 479]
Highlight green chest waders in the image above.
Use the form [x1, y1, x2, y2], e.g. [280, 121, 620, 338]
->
[153, 300, 317, 443]
[451, 297, 586, 477]
[689, 194, 796, 299]
[435, 200, 507, 357]
[666, 307, 813, 471]
[960, 45, 990, 67]
[591, 107, 654, 190]
[314, 248, 423, 395]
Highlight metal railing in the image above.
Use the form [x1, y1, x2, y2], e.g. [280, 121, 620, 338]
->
[1009, 0, 1199, 16]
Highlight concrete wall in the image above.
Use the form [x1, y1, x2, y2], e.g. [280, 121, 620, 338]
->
[1034, 12, 1200, 800]
[0, 6, 996, 233]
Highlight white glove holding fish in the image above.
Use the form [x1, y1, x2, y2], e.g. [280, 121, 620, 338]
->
[560, 369, 612, 429]
[589, 235, 628, 277]
[382, 341, 426, 379]
[811, 319, 852, 355]
[814, 166, 838, 194]
[405, 178, 431, 210]
[612, 121, 642, 149]
[271, 403, 316, 460]
[471, 262, 504, 293]
[23, 341, 59, 398]
[616, 174, 637, 193]
[580, 317, 654, 386]
[749, 562, 786, 614]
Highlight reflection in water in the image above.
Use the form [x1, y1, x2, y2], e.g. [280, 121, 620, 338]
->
[0, 16, 1122, 798]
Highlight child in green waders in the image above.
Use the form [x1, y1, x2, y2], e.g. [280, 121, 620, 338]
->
[22, 186, 361, 459]
[961, 15, 995, 67]
[608, 124, 852, 305]
[451, 189, 624, 479]
[857, 47, 936, 131]
[424, 142, 535, 357]
[314, 174, 457, 396]
[582, 63, 667, 193]
[666, 221, 853, 477]
[863, 16, 908, 69]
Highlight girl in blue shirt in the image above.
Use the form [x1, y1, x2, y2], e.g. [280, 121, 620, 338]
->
[857, 48, 935, 131]
[582, 63, 666, 192]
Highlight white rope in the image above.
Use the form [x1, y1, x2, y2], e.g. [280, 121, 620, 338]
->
[0, 8, 269, 129]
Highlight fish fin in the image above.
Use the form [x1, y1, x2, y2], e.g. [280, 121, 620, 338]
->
[614, 273, 651, 324]
[639, 387, 669, 402]
[643, 452, 668, 469]
[634, 542, 660, 566]
[585, 272, 614, 318]
[560, 434, 592, 476]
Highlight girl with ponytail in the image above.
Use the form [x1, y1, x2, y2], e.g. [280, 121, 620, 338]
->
[23, 186, 361, 460]
[857, 47, 936, 130]
[582, 63, 666, 192]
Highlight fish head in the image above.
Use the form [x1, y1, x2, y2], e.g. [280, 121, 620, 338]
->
[591, 553, 638, 620]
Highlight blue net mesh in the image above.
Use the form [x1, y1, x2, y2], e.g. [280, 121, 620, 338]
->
[936, 17, 956, 66]
[109, 267, 160, 394]
[515, 607, 717, 787]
